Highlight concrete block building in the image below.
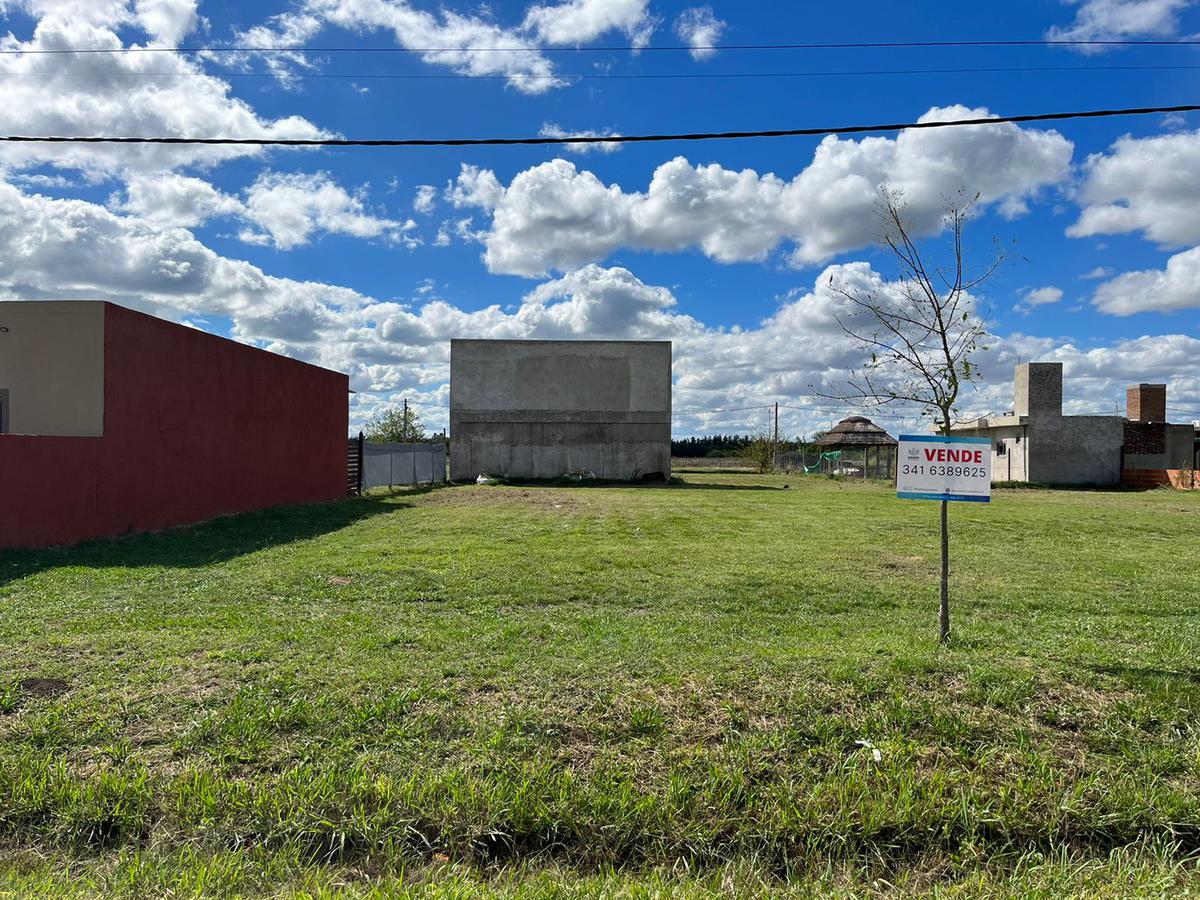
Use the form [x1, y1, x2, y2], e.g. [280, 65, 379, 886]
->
[449, 339, 671, 482]
[953, 363, 1198, 487]
[0, 301, 348, 548]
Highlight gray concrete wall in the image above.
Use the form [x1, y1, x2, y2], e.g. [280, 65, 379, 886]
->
[0, 301, 105, 436]
[961, 415, 1138, 486]
[449, 339, 671, 481]
[1028, 415, 1124, 485]
[1168, 425, 1199, 469]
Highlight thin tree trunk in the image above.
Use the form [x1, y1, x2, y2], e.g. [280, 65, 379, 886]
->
[939, 498, 950, 643]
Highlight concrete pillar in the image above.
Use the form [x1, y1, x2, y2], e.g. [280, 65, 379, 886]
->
[1014, 363, 1062, 418]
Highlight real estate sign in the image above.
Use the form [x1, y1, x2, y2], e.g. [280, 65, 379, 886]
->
[896, 434, 991, 503]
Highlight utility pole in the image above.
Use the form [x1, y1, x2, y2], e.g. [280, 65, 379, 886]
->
[773, 402, 780, 472]
[403, 397, 408, 441]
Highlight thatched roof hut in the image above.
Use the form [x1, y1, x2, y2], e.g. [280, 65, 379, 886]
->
[811, 416, 897, 478]
[814, 416, 898, 448]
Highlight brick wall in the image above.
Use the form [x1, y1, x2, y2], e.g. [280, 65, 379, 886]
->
[1124, 468, 1198, 490]
[1126, 384, 1167, 423]
[1124, 421, 1166, 455]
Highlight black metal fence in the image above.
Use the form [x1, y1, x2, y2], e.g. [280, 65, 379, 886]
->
[347, 433, 364, 495]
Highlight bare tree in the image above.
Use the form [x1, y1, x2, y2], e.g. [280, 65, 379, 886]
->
[824, 191, 1002, 644]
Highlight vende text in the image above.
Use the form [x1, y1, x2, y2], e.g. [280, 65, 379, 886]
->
[924, 448, 984, 463]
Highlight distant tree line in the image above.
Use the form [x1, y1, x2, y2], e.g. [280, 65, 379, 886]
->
[672, 434, 750, 458]
[672, 433, 819, 458]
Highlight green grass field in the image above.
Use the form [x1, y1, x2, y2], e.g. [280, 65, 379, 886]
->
[2, 475, 1199, 897]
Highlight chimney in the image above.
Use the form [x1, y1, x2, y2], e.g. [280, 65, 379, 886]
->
[1126, 383, 1166, 423]
[1014, 362, 1062, 418]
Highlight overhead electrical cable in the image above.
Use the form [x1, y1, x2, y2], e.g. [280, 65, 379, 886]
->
[7, 38, 1200, 55]
[2, 103, 1195, 148]
[6, 63, 1200, 82]
[679, 405, 774, 415]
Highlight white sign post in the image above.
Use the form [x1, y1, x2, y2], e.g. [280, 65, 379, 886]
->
[896, 434, 992, 503]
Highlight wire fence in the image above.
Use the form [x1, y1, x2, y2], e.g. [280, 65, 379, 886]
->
[673, 447, 897, 479]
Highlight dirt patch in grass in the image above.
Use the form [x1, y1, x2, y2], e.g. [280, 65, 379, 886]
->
[423, 486, 586, 511]
[878, 553, 927, 571]
[18, 677, 69, 698]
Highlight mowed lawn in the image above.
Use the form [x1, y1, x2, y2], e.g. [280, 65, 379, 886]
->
[1, 475, 1199, 897]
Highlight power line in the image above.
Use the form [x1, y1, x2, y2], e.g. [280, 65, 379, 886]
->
[677, 403, 929, 416]
[6, 62, 1200, 82]
[2, 102, 1195, 147]
[7, 38, 1200, 55]
[679, 404, 773, 415]
[779, 405, 928, 415]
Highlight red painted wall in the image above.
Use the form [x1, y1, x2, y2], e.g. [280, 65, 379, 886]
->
[0, 303, 348, 549]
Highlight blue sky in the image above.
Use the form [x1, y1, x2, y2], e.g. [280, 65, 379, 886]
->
[1, 0, 1199, 436]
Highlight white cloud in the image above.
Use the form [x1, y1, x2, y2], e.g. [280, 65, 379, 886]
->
[1025, 286, 1065, 306]
[1067, 127, 1200, 315]
[8, 172, 78, 189]
[445, 164, 506, 212]
[117, 172, 244, 228]
[1069, 103, 1200, 428]
[0, 1, 329, 177]
[116, 171, 414, 249]
[1069, 129, 1200, 247]
[228, 9, 324, 85]
[1160, 111, 1190, 131]
[1015, 285, 1065, 315]
[673, 6, 725, 60]
[523, 0, 655, 47]
[467, 158, 634, 275]
[240, 172, 417, 250]
[1080, 265, 1114, 279]
[539, 122, 623, 154]
[520, 263, 684, 336]
[235, 0, 563, 94]
[413, 184, 438, 214]
[0, 177, 365, 348]
[134, 0, 201, 46]
[450, 106, 1074, 277]
[1045, 0, 1193, 48]
[228, 0, 677, 94]
[1092, 245, 1200, 314]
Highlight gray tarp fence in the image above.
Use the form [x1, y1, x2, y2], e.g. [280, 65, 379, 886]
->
[361, 441, 446, 488]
